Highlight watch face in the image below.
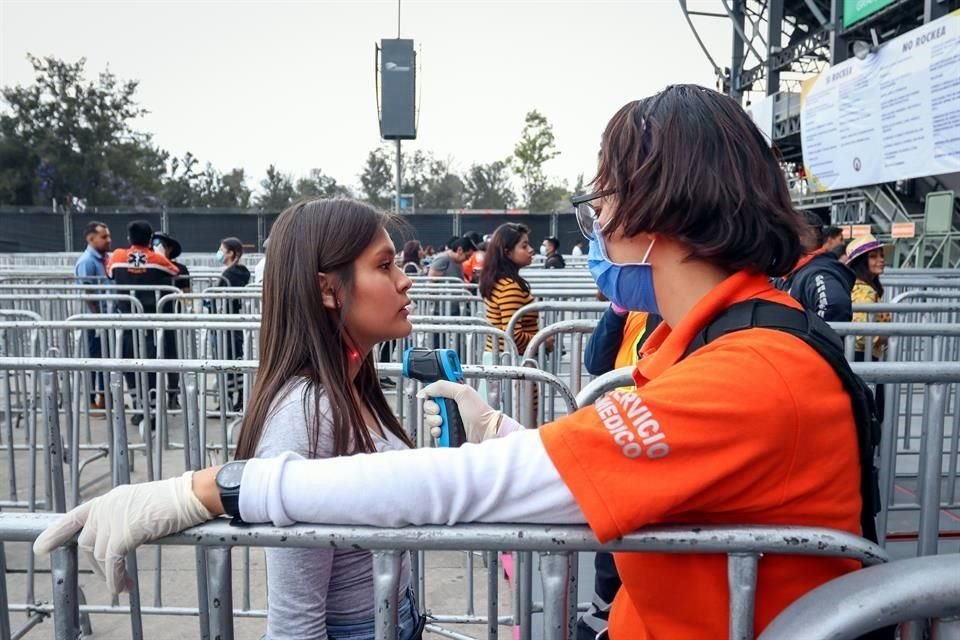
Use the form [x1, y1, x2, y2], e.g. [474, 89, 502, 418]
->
[217, 461, 245, 490]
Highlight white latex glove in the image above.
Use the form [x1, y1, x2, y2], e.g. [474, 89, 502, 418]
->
[418, 380, 503, 444]
[33, 471, 212, 594]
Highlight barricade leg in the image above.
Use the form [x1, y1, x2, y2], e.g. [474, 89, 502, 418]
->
[918, 383, 948, 556]
[205, 547, 234, 640]
[518, 551, 533, 640]
[373, 549, 402, 640]
[185, 373, 212, 638]
[486, 551, 499, 640]
[0, 542, 11, 640]
[50, 544, 80, 640]
[110, 372, 145, 640]
[727, 552, 759, 640]
[540, 552, 572, 640]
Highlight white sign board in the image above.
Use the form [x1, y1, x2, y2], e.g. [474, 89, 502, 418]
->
[801, 10, 960, 191]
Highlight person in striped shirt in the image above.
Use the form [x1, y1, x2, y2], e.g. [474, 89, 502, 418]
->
[479, 223, 538, 354]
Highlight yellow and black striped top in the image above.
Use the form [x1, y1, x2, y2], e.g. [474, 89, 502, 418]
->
[484, 277, 538, 353]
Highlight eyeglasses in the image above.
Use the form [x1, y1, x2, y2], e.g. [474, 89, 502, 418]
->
[571, 189, 615, 240]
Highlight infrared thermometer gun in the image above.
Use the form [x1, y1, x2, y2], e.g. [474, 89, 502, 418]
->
[402, 348, 467, 448]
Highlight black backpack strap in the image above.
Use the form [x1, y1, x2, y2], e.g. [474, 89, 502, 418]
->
[684, 300, 882, 545]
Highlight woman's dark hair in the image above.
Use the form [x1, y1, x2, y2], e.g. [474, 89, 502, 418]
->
[848, 253, 884, 298]
[235, 198, 414, 459]
[479, 223, 531, 299]
[402, 240, 421, 265]
[221, 237, 244, 259]
[595, 84, 805, 277]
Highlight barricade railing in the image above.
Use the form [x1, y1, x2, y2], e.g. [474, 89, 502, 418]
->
[0, 357, 577, 640]
[758, 553, 960, 640]
[0, 294, 146, 323]
[4, 512, 887, 640]
[156, 291, 262, 315]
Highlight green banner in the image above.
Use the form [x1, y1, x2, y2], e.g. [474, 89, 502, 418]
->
[843, 0, 897, 28]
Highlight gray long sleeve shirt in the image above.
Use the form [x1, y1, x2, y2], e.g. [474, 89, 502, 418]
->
[255, 379, 411, 639]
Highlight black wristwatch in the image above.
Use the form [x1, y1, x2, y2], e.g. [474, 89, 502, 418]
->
[215, 460, 246, 524]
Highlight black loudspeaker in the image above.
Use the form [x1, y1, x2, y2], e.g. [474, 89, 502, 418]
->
[379, 39, 416, 140]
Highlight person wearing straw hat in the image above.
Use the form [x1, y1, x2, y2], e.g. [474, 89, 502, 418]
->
[846, 233, 891, 418]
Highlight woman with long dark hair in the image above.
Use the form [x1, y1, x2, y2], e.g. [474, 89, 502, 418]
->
[479, 223, 538, 354]
[401, 239, 424, 276]
[40, 86, 870, 640]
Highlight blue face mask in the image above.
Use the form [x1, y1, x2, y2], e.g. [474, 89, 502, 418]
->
[587, 230, 659, 314]
[215, 249, 225, 264]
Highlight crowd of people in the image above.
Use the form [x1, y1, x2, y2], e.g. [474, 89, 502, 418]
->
[73, 220, 254, 423]
[42, 84, 901, 640]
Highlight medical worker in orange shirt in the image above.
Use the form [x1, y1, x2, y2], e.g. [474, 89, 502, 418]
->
[36, 85, 865, 639]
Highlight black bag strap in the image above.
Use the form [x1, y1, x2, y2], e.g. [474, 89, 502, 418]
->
[683, 299, 882, 544]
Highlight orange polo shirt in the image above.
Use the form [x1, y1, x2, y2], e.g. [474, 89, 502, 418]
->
[539, 271, 862, 639]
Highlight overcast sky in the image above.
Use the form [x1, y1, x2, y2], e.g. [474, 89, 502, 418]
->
[0, 0, 731, 194]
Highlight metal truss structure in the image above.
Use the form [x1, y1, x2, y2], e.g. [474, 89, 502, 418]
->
[678, 0, 960, 268]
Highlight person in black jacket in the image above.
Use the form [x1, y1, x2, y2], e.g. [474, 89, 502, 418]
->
[218, 237, 251, 410]
[152, 231, 190, 407]
[776, 213, 854, 322]
[542, 236, 566, 269]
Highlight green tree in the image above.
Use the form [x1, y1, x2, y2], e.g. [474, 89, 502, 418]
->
[572, 173, 587, 198]
[512, 110, 566, 211]
[295, 168, 352, 200]
[463, 160, 516, 209]
[0, 55, 166, 206]
[411, 155, 465, 210]
[359, 147, 393, 209]
[256, 164, 296, 210]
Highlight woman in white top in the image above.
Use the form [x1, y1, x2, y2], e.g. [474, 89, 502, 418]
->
[227, 199, 424, 639]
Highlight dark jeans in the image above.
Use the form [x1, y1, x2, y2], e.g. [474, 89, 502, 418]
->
[853, 351, 885, 421]
[575, 552, 620, 640]
[161, 328, 180, 397]
[85, 330, 103, 399]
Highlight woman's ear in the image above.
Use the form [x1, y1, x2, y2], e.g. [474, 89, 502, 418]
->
[317, 273, 339, 310]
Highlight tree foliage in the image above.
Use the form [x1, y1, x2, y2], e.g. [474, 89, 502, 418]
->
[0, 55, 167, 206]
[512, 110, 568, 211]
[463, 160, 516, 209]
[0, 56, 582, 211]
[255, 164, 296, 210]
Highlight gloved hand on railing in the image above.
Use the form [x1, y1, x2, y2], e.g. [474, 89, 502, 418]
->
[418, 381, 513, 443]
[33, 471, 212, 594]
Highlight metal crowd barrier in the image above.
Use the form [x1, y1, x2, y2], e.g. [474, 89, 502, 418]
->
[2, 515, 887, 640]
[0, 358, 576, 640]
[758, 553, 960, 640]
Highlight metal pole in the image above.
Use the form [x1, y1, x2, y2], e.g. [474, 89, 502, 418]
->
[540, 552, 571, 640]
[486, 551, 499, 640]
[918, 382, 948, 557]
[205, 547, 235, 640]
[727, 553, 759, 640]
[766, 0, 783, 96]
[373, 550, 402, 640]
[0, 543, 11, 640]
[50, 544, 80, 640]
[110, 372, 144, 640]
[729, 0, 745, 100]
[395, 139, 402, 215]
